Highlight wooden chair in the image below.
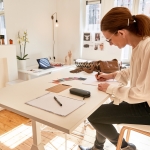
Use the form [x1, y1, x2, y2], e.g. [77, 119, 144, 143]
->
[116, 124, 150, 150]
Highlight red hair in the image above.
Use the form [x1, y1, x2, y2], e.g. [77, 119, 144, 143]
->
[101, 7, 150, 37]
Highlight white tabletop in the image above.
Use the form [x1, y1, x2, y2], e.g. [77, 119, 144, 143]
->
[0, 67, 109, 134]
[18, 65, 71, 76]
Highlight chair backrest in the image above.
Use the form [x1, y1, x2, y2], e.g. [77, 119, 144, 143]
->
[0, 58, 8, 89]
[0, 45, 18, 82]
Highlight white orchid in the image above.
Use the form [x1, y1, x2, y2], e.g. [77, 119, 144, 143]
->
[17, 31, 29, 60]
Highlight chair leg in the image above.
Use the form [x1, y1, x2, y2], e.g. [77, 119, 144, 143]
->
[126, 129, 131, 142]
[116, 127, 127, 150]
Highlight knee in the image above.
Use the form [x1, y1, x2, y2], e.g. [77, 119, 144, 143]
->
[87, 114, 94, 123]
[87, 109, 99, 124]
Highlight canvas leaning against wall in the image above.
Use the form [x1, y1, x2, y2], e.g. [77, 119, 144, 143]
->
[83, 32, 105, 51]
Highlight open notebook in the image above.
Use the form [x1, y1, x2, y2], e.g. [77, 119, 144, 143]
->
[25, 93, 85, 116]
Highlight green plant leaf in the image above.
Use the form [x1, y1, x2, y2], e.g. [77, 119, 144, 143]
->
[22, 54, 29, 60]
[16, 56, 24, 60]
[23, 54, 28, 59]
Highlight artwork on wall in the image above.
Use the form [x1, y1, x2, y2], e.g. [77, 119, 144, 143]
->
[95, 33, 100, 41]
[83, 33, 90, 41]
[99, 43, 104, 50]
[83, 32, 105, 51]
[83, 33, 93, 50]
[94, 44, 98, 50]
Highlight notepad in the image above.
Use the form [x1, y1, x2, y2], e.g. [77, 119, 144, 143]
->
[46, 84, 71, 93]
[82, 77, 118, 86]
[25, 93, 85, 116]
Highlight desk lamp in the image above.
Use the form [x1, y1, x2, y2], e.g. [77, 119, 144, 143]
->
[51, 12, 59, 62]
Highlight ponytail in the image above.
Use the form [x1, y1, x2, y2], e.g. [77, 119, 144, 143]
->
[101, 7, 150, 37]
[134, 14, 150, 37]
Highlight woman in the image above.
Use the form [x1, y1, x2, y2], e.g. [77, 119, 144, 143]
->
[79, 7, 150, 150]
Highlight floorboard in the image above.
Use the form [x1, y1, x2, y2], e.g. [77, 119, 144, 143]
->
[0, 110, 149, 150]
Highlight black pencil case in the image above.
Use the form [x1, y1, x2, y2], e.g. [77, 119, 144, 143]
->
[70, 88, 90, 99]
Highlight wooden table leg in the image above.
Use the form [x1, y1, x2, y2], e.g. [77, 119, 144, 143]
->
[31, 120, 45, 150]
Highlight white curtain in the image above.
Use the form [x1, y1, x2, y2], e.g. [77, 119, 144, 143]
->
[114, 0, 133, 11]
[86, 1, 101, 31]
[0, 15, 5, 33]
[0, 0, 3, 11]
[0, 0, 7, 43]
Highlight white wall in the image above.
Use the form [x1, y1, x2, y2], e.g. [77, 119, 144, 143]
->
[4, 0, 57, 67]
[57, 0, 122, 63]
[57, 0, 81, 63]
[3, 0, 122, 68]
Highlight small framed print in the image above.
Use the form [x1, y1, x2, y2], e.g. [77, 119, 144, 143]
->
[83, 33, 90, 41]
[99, 43, 104, 51]
[94, 44, 98, 50]
[95, 33, 100, 41]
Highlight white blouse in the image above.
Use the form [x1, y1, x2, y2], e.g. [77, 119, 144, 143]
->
[106, 37, 150, 107]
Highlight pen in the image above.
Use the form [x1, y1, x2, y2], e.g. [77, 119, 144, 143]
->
[62, 84, 70, 86]
[54, 96, 62, 106]
[98, 71, 100, 75]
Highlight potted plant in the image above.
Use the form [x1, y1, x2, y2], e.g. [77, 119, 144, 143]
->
[16, 31, 29, 70]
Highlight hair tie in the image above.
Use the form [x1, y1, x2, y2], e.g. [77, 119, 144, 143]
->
[127, 18, 129, 26]
[132, 15, 136, 22]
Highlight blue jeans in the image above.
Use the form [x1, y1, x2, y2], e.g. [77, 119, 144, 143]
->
[88, 101, 150, 149]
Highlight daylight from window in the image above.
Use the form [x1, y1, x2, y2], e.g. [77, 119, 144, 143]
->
[138, 0, 150, 16]
[85, 3, 101, 32]
[0, 0, 7, 44]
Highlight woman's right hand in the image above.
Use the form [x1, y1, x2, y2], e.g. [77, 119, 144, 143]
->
[95, 72, 115, 81]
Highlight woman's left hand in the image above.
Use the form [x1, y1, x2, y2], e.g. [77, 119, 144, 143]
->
[98, 83, 110, 92]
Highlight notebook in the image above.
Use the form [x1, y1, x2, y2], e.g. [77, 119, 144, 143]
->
[46, 84, 71, 93]
[25, 93, 85, 116]
[37, 58, 54, 69]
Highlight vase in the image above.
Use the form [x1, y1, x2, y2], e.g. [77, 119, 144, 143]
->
[18, 60, 26, 70]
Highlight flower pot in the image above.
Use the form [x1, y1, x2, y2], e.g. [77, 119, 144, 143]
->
[18, 60, 26, 70]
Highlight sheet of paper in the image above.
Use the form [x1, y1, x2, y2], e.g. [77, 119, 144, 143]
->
[82, 77, 119, 86]
[25, 93, 85, 116]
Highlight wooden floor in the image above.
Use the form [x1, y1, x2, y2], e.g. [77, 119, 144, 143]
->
[0, 110, 150, 150]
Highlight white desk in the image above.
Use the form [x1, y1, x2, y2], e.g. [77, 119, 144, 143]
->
[0, 66, 109, 150]
[18, 65, 71, 80]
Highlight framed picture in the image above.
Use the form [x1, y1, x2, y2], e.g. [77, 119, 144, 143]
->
[95, 33, 100, 41]
[83, 33, 90, 41]
[99, 43, 104, 50]
[94, 44, 98, 50]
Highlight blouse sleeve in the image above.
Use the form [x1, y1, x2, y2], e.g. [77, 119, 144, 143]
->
[106, 45, 150, 105]
[115, 68, 130, 85]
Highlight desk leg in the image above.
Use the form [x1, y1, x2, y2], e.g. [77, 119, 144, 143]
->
[65, 133, 67, 150]
[31, 120, 45, 150]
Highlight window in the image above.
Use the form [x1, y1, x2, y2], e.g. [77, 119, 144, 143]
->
[85, 1, 101, 32]
[138, 0, 150, 16]
[114, 0, 133, 11]
[0, 0, 7, 44]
